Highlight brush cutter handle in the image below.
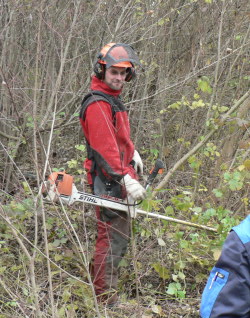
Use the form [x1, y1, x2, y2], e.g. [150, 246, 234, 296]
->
[146, 159, 164, 188]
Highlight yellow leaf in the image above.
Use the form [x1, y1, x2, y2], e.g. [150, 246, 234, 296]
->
[158, 238, 166, 246]
[54, 254, 64, 261]
[243, 159, 250, 169]
[151, 305, 163, 315]
[238, 165, 245, 171]
[213, 249, 221, 261]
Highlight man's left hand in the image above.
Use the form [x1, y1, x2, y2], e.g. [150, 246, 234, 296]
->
[132, 150, 143, 175]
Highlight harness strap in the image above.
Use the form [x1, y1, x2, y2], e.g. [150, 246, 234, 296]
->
[80, 90, 126, 184]
[80, 90, 125, 120]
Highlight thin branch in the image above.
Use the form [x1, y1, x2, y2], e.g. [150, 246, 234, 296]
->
[0, 129, 20, 140]
[0, 206, 90, 285]
[206, 1, 228, 121]
[153, 89, 250, 194]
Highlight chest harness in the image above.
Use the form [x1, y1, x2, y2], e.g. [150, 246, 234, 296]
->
[79, 90, 126, 185]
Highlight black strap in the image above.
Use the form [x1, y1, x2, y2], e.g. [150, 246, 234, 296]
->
[79, 90, 125, 120]
[80, 90, 126, 184]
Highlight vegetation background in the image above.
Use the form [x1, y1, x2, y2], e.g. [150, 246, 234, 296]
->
[0, 0, 250, 317]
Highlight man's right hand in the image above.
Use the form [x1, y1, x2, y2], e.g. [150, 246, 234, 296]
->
[122, 174, 146, 201]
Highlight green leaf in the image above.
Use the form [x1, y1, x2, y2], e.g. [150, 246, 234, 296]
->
[62, 289, 71, 302]
[178, 290, 186, 298]
[22, 287, 29, 296]
[224, 171, 244, 191]
[166, 283, 178, 295]
[188, 155, 202, 170]
[218, 106, 229, 113]
[178, 272, 185, 280]
[180, 240, 189, 249]
[22, 181, 31, 194]
[235, 34, 242, 41]
[55, 254, 64, 261]
[223, 172, 231, 181]
[197, 78, 212, 94]
[152, 262, 170, 279]
[191, 99, 205, 109]
[165, 205, 174, 215]
[168, 102, 181, 109]
[204, 208, 216, 217]
[67, 159, 78, 168]
[5, 301, 18, 307]
[229, 179, 243, 191]
[60, 237, 68, 244]
[212, 189, 223, 198]
[191, 207, 202, 213]
[52, 239, 61, 247]
[75, 144, 86, 152]
[158, 18, 165, 26]
[118, 258, 129, 267]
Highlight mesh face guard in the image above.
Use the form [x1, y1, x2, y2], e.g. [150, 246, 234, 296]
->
[102, 43, 142, 69]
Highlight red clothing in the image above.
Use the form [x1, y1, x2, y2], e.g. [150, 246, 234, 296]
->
[79, 76, 136, 184]
[91, 206, 129, 296]
[79, 76, 134, 298]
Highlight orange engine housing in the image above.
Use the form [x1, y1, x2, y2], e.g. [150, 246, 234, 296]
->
[48, 171, 73, 196]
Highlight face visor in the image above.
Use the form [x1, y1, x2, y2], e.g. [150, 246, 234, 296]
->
[99, 43, 142, 69]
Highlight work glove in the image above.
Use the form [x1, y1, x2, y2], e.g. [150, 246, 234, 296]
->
[132, 150, 143, 175]
[122, 174, 146, 201]
[42, 181, 58, 203]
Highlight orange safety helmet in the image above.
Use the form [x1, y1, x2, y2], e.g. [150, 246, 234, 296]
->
[98, 42, 133, 68]
[94, 42, 141, 82]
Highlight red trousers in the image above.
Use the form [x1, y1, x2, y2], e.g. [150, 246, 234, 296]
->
[92, 207, 130, 295]
[91, 177, 130, 295]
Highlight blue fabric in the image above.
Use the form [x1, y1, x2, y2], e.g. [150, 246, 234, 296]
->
[200, 216, 250, 318]
[233, 215, 250, 244]
[200, 267, 229, 318]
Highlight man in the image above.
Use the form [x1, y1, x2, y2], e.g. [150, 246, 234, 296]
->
[79, 43, 146, 306]
[200, 214, 250, 317]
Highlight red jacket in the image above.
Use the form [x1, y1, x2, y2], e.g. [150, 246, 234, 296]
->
[79, 76, 136, 185]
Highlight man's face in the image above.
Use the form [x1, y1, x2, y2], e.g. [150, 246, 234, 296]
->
[104, 66, 127, 90]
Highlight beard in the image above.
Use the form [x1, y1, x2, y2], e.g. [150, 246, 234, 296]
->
[105, 79, 124, 90]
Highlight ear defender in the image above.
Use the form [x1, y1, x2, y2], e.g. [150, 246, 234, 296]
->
[93, 52, 106, 79]
[125, 66, 136, 82]
[93, 62, 105, 80]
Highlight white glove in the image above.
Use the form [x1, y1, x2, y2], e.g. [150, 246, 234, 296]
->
[42, 181, 58, 202]
[122, 174, 146, 201]
[132, 150, 143, 175]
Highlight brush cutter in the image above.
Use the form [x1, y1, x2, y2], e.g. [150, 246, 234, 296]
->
[43, 160, 217, 232]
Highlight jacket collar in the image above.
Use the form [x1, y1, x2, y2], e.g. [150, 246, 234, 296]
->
[90, 75, 122, 96]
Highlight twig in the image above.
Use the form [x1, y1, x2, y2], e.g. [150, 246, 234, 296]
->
[153, 89, 250, 194]
[0, 206, 90, 285]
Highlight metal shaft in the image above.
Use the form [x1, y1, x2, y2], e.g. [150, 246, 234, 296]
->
[136, 209, 217, 232]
